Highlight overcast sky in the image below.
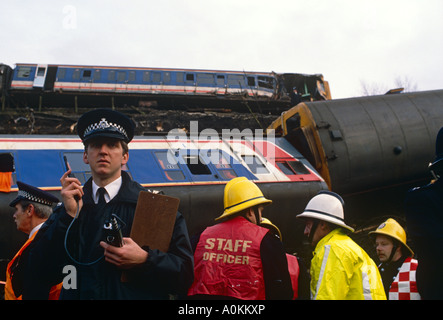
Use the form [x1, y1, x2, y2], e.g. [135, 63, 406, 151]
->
[2, 0, 443, 99]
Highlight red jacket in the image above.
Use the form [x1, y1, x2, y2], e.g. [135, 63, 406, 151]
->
[188, 216, 269, 299]
[286, 254, 300, 299]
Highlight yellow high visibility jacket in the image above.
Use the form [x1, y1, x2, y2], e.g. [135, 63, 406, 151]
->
[310, 228, 386, 300]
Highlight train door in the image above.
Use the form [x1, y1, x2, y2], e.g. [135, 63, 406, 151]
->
[79, 69, 93, 91]
[215, 74, 226, 95]
[184, 72, 196, 94]
[127, 70, 138, 92]
[116, 70, 128, 92]
[246, 75, 257, 96]
[33, 64, 48, 88]
[151, 71, 162, 93]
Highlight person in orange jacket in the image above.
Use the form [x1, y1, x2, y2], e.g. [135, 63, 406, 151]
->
[4, 181, 61, 300]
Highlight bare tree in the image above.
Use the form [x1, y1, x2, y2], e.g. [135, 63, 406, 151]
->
[360, 80, 389, 96]
[394, 75, 418, 93]
[360, 76, 418, 96]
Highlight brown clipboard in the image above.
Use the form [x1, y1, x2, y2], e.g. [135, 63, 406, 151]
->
[122, 191, 179, 282]
[130, 190, 180, 252]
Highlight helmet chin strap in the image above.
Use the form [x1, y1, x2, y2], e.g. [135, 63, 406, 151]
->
[386, 244, 399, 263]
[244, 208, 261, 226]
[253, 208, 261, 226]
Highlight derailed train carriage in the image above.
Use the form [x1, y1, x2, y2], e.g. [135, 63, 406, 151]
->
[0, 63, 330, 112]
[0, 133, 328, 282]
[268, 89, 443, 228]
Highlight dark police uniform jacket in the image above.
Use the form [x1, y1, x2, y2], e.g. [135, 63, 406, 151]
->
[23, 171, 194, 299]
[404, 178, 443, 300]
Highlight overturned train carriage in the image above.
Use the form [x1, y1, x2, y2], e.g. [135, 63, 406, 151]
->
[0, 134, 328, 279]
[269, 89, 443, 226]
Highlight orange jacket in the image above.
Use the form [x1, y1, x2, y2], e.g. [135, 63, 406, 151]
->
[5, 231, 62, 300]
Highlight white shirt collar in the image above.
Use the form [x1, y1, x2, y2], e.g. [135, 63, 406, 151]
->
[92, 176, 122, 204]
[29, 222, 44, 239]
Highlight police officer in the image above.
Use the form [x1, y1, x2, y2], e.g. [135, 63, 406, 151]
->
[188, 176, 293, 300]
[24, 108, 194, 299]
[369, 218, 420, 300]
[296, 191, 386, 300]
[5, 181, 60, 300]
[405, 126, 443, 299]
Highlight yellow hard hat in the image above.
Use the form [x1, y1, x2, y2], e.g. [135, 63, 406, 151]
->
[369, 218, 414, 255]
[216, 177, 272, 221]
[260, 217, 282, 241]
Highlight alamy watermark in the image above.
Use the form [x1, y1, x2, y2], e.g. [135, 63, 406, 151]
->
[165, 121, 276, 167]
[62, 265, 77, 289]
[62, 5, 77, 29]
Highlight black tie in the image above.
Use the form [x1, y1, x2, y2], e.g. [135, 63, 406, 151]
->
[97, 187, 106, 209]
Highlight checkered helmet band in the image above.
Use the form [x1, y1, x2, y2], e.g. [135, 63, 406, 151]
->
[83, 118, 128, 140]
[18, 190, 56, 206]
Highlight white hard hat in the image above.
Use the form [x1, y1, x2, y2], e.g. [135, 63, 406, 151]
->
[296, 191, 354, 233]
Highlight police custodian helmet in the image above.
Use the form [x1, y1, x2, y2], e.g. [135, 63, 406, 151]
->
[77, 108, 136, 143]
[9, 181, 59, 207]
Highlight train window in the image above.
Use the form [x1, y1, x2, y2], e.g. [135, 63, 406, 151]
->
[142, 71, 150, 82]
[117, 71, 126, 82]
[163, 72, 171, 83]
[93, 70, 101, 81]
[287, 161, 310, 175]
[17, 66, 32, 78]
[197, 73, 214, 85]
[57, 68, 66, 80]
[164, 170, 185, 181]
[276, 162, 295, 175]
[216, 75, 225, 86]
[241, 155, 269, 174]
[108, 70, 116, 81]
[186, 74, 194, 82]
[183, 155, 211, 175]
[276, 160, 310, 175]
[72, 69, 81, 80]
[206, 150, 231, 169]
[152, 72, 161, 83]
[227, 74, 245, 86]
[176, 72, 184, 83]
[247, 77, 255, 87]
[258, 76, 275, 89]
[82, 70, 91, 78]
[154, 151, 185, 181]
[155, 151, 179, 170]
[37, 67, 46, 76]
[128, 71, 136, 82]
[206, 150, 238, 180]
